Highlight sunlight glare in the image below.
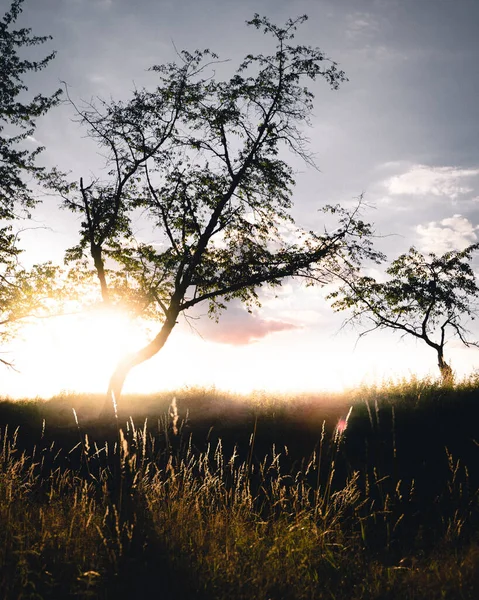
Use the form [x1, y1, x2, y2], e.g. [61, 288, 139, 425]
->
[3, 312, 479, 399]
[5, 307, 149, 398]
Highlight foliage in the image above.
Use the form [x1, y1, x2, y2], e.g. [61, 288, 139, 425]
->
[0, 0, 62, 362]
[55, 14, 382, 403]
[329, 244, 479, 382]
[0, 259, 61, 355]
[0, 0, 62, 214]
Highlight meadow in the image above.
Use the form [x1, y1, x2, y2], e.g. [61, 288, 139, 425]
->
[0, 377, 478, 599]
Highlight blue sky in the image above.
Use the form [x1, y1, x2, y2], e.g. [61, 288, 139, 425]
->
[4, 0, 479, 397]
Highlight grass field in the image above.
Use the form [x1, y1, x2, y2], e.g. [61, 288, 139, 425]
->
[1, 376, 478, 599]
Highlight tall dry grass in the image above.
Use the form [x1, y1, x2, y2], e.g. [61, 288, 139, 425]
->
[0, 378, 478, 598]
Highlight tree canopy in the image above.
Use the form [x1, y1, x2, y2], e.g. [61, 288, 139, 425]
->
[329, 244, 479, 383]
[53, 14, 383, 413]
[0, 0, 62, 362]
[0, 0, 61, 213]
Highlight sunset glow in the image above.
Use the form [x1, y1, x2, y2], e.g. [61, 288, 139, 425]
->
[2, 0, 479, 400]
[4, 308, 148, 398]
[1, 1, 478, 596]
[3, 305, 479, 400]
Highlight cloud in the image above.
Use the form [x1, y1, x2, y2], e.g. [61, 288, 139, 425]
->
[344, 11, 405, 62]
[416, 214, 478, 254]
[386, 165, 479, 199]
[64, 0, 113, 6]
[87, 74, 107, 84]
[345, 12, 380, 40]
[195, 306, 301, 345]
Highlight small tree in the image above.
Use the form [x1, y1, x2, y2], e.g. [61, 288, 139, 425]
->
[0, 0, 62, 361]
[329, 244, 479, 384]
[57, 15, 382, 414]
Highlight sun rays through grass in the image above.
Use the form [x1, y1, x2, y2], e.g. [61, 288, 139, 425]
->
[0, 378, 479, 598]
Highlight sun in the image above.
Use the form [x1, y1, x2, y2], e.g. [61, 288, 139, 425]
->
[5, 306, 151, 398]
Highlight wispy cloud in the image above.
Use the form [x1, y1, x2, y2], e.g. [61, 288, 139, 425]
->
[87, 74, 107, 84]
[345, 12, 380, 40]
[64, 0, 113, 6]
[386, 165, 479, 200]
[95, 0, 113, 8]
[344, 11, 405, 62]
[416, 214, 478, 254]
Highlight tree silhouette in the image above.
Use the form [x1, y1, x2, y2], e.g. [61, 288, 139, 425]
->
[0, 0, 62, 363]
[329, 245, 479, 384]
[57, 15, 382, 414]
[0, 0, 61, 215]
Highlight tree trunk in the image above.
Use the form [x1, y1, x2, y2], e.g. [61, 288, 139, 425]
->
[438, 351, 454, 386]
[100, 314, 178, 419]
[91, 243, 110, 303]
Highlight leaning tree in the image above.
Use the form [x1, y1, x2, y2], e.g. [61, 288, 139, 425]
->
[56, 15, 382, 415]
[328, 244, 479, 384]
[0, 0, 62, 363]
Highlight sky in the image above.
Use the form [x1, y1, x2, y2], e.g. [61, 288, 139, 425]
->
[3, 0, 479, 398]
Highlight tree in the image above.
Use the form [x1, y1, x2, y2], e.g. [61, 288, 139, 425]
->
[0, 0, 61, 214]
[328, 245, 479, 384]
[57, 15, 381, 415]
[0, 260, 60, 366]
[0, 0, 62, 361]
